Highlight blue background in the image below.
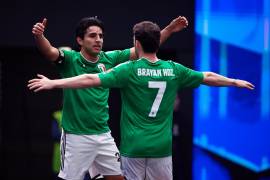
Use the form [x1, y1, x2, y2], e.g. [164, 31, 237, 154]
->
[193, 0, 270, 178]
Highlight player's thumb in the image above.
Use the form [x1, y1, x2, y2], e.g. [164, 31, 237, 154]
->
[42, 18, 47, 27]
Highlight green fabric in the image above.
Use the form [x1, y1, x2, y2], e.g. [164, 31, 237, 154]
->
[52, 110, 62, 173]
[57, 49, 130, 134]
[52, 142, 61, 173]
[99, 58, 203, 157]
[53, 111, 62, 130]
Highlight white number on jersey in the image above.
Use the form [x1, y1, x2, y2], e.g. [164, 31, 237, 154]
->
[148, 81, 167, 117]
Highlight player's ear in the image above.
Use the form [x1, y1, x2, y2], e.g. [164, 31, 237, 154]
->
[135, 40, 139, 49]
[76, 37, 83, 46]
[136, 40, 143, 51]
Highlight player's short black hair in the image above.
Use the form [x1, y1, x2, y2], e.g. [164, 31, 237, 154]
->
[75, 17, 105, 39]
[133, 21, 161, 53]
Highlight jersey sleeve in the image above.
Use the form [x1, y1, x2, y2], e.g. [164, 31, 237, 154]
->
[98, 62, 131, 88]
[55, 49, 73, 73]
[104, 49, 131, 66]
[175, 62, 204, 89]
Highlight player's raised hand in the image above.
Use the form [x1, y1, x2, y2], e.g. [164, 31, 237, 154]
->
[32, 18, 47, 37]
[28, 74, 54, 92]
[166, 16, 188, 33]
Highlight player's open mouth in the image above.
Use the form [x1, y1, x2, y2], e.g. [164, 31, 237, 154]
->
[93, 45, 101, 51]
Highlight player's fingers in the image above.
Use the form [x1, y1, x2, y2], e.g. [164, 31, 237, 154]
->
[28, 83, 38, 90]
[180, 18, 188, 24]
[32, 29, 37, 34]
[28, 81, 37, 88]
[242, 82, 254, 90]
[178, 17, 188, 26]
[178, 16, 187, 21]
[32, 25, 44, 35]
[28, 78, 41, 83]
[180, 16, 187, 21]
[172, 16, 181, 22]
[34, 24, 44, 31]
[34, 86, 44, 93]
[28, 82, 38, 88]
[248, 83, 255, 90]
[37, 74, 46, 79]
[30, 83, 43, 91]
[27, 82, 33, 88]
[247, 86, 254, 90]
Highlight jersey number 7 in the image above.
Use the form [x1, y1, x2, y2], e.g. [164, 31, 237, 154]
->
[148, 81, 167, 117]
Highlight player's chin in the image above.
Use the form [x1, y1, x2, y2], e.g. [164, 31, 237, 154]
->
[90, 49, 100, 55]
[92, 50, 101, 56]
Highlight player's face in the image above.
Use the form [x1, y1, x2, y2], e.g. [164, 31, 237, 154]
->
[80, 26, 104, 56]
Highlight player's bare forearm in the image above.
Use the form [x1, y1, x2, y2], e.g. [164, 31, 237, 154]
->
[32, 18, 59, 61]
[34, 36, 59, 61]
[202, 72, 255, 90]
[160, 16, 188, 44]
[28, 74, 101, 92]
[129, 16, 188, 60]
[55, 74, 101, 89]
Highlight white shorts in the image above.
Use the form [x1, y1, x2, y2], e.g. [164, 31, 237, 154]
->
[121, 156, 172, 180]
[58, 130, 121, 180]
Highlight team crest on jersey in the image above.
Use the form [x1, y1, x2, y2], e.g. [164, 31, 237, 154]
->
[97, 63, 106, 72]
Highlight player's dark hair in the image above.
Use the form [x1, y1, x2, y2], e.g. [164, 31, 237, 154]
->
[75, 17, 105, 39]
[133, 21, 160, 53]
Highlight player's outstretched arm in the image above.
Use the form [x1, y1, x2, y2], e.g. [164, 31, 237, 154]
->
[202, 72, 255, 90]
[32, 18, 59, 61]
[28, 74, 101, 92]
[129, 16, 188, 60]
[160, 16, 188, 44]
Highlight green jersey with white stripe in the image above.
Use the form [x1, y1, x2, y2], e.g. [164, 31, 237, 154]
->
[99, 58, 203, 157]
[56, 49, 130, 134]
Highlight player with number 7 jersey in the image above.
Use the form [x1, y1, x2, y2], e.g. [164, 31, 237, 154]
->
[98, 58, 203, 157]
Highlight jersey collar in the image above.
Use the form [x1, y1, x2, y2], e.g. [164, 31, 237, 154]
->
[80, 51, 100, 64]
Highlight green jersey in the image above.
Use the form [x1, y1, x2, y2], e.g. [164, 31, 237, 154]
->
[99, 58, 203, 157]
[56, 49, 130, 134]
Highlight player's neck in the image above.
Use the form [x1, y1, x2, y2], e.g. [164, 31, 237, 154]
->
[140, 53, 158, 63]
[80, 49, 99, 63]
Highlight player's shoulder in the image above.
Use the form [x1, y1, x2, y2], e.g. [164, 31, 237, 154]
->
[129, 58, 148, 67]
[102, 50, 115, 57]
[60, 48, 76, 54]
[114, 60, 133, 69]
[102, 49, 129, 58]
[167, 60, 185, 67]
[160, 60, 189, 74]
[159, 59, 180, 67]
[60, 49, 80, 58]
[57, 49, 79, 64]
[99, 50, 128, 64]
